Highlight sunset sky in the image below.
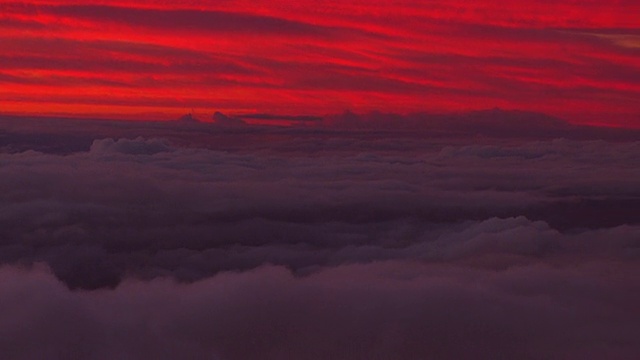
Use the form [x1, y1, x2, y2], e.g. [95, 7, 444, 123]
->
[1, 0, 639, 126]
[2, 3, 640, 358]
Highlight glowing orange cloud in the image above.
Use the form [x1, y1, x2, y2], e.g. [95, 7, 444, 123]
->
[1, 1, 638, 126]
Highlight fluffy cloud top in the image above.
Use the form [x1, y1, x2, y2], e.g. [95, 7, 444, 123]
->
[0, 125, 638, 359]
[1, 135, 638, 288]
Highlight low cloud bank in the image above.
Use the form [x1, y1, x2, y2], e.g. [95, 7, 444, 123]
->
[1, 260, 638, 360]
[0, 131, 638, 359]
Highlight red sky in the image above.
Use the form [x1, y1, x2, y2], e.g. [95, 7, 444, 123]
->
[1, 0, 639, 126]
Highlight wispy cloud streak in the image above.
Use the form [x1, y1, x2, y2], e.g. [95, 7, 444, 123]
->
[0, 1, 638, 125]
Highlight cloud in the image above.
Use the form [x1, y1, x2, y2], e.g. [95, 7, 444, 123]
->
[0, 120, 639, 358]
[236, 113, 323, 122]
[323, 109, 572, 134]
[324, 109, 640, 139]
[89, 137, 173, 155]
[1, 131, 639, 289]
[0, 260, 638, 359]
[211, 112, 247, 127]
[35, 4, 334, 37]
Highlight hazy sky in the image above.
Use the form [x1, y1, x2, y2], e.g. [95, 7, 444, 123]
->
[1, 0, 639, 125]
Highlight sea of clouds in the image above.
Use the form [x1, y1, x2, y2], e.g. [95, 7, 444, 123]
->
[0, 118, 638, 359]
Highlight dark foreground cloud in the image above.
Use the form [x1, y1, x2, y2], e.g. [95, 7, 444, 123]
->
[0, 260, 638, 360]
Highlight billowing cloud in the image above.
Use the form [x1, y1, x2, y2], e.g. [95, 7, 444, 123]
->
[0, 259, 638, 359]
[1, 124, 639, 288]
[0, 117, 639, 358]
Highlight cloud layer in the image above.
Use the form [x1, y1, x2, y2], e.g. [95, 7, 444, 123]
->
[1, 259, 638, 360]
[1, 132, 639, 288]
[0, 123, 639, 358]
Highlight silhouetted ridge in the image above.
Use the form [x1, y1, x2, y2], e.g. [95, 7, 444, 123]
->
[212, 111, 247, 127]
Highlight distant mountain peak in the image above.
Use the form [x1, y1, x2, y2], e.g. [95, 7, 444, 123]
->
[212, 112, 247, 127]
[177, 113, 200, 123]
